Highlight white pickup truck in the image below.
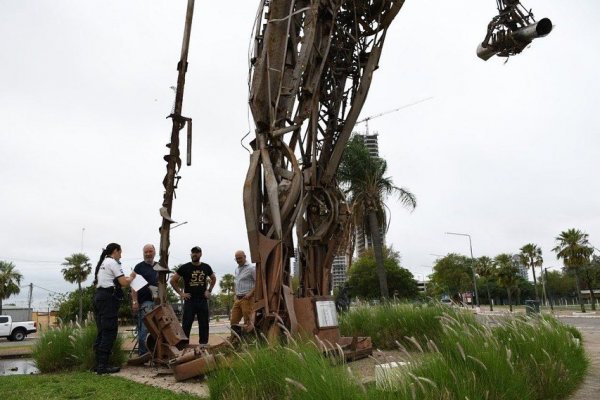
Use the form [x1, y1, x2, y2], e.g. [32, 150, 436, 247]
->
[0, 315, 37, 341]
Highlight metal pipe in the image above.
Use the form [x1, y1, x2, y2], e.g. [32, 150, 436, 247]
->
[476, 43, 497, 61]
[477, 18, 552, 61]
[512, 18, 553, 42]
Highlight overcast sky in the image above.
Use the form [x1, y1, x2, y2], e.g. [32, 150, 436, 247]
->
[1, 1, 599, 310]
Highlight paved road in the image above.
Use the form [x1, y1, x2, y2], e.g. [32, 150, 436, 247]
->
[0, 337, 36, 348]
[559, 316, 600, 330]
[558, 316, 600, 400]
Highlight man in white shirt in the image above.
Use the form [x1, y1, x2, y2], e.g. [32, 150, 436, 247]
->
[230, 250, 255, 330]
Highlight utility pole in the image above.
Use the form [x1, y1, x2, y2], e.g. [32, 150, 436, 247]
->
[27, 283, 33, 311]
[157, 0, 196, 305]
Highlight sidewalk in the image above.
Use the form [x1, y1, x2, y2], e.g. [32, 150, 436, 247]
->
[474, 308, 600, 318]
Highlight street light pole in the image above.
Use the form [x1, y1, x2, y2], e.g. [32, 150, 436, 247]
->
[445, 232, 480, 308]
[544, 268, 554, 311]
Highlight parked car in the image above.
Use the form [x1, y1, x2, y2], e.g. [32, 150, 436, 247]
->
[440, 297, 453, 306]
[0, 315, 37, 341]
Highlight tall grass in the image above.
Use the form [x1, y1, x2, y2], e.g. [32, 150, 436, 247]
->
[366, 312, 588, 400]
[339, 302, 478, 349]
[208, 305, 588, 400]
[492, 316, 588, 399]
[208, 341, 364, 400]
[32, 320, 125, 373]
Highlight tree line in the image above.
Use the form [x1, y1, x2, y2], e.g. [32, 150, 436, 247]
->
[428, 229, 600, 312]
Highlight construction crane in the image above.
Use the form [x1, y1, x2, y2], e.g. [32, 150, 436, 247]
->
[356, 97, 434, 136]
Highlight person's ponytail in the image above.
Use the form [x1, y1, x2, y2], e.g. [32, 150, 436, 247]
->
[93, 242, 121, 286]
[93, 248, 109, 286]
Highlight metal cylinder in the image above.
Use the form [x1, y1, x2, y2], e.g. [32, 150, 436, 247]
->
[476, 43, 497, 61]
[476, 17, 552, 61]
[512, 18, 553, 42]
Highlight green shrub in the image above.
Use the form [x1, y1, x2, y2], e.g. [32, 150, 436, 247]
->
[365, 314, 587, 400]
[209, 341, 365, 400]
[32, 323, 78, 372]
[32, 320, 125, 373]
[493, 315, 588, 399]
[210, 305, 588, 400]
[339, 302, 478, 350]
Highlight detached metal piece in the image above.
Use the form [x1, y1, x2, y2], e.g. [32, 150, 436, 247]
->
[477, 1, 552, 60]
[512, 17, 553, 42]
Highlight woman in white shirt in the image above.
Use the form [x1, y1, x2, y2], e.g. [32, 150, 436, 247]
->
[92, 242, 133, 374]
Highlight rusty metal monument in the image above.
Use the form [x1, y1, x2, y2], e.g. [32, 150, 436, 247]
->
[136, 0, 552, 380]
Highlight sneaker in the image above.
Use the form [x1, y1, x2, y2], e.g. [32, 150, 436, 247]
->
[96, 365, 121, 375]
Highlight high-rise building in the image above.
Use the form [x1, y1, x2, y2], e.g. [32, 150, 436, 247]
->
[293, 247, 299, 277]
[354, 133, 385, 256]
[512, 254, 529, 280]
[331, 254, 348, 292]
[359, 133, 380, 157]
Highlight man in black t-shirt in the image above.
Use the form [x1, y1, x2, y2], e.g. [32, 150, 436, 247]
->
[170, 246, 216, 345]
[130, 244, 159, 356]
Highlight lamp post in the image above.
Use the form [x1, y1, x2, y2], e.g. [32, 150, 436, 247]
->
[445, 232, 480, 308]
[544, 268, 554, 311]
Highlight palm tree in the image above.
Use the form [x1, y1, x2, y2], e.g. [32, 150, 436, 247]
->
[583, 255, 600, 311]
[475, 256, 496, 311]
[0, 261, 23, 314]
[519, 243, 543, 301]
[219, 273, 235, 315]
[338, 136, 416, 299]
[495, 253, 519, 312]
[553, 229, 593, 313]
[61, 253, 92, 322]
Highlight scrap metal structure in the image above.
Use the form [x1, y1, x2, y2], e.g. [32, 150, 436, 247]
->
[243, 0, 552, 347]
[477, 0, 552, 60]
[243, 0, 406, 350]
[138, 0, 552, 380]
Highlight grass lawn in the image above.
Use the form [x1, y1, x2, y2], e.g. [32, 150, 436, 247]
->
[1, 372, 201, 400]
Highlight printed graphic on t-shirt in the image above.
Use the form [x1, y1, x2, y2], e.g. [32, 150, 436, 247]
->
[189, 270, 206, 287]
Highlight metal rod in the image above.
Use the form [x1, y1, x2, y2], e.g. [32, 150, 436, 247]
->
[158, 0, 196, 305]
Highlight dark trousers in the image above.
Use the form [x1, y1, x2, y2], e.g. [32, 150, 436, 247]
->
[94, 289, 119, 364]
[182, 297, 209, 344]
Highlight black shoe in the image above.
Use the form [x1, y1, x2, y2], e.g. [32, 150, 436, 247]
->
[96, 365, 121, 375]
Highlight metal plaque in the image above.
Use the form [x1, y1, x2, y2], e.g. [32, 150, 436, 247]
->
[315, 300, 338, 329]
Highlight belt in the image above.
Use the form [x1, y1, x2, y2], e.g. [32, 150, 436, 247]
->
[236, 294, 246, 300]
[97, 287, 115, 292]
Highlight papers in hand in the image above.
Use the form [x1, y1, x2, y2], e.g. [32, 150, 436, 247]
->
[131, 274, 148, 292]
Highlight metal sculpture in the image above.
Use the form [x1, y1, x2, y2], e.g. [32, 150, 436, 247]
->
[478, 0, 552, 60]
[135, 0, 553, 380]
[137, 0, 195, 366]
[244, 0, 407, 343]
[243, 0, 552, 342]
